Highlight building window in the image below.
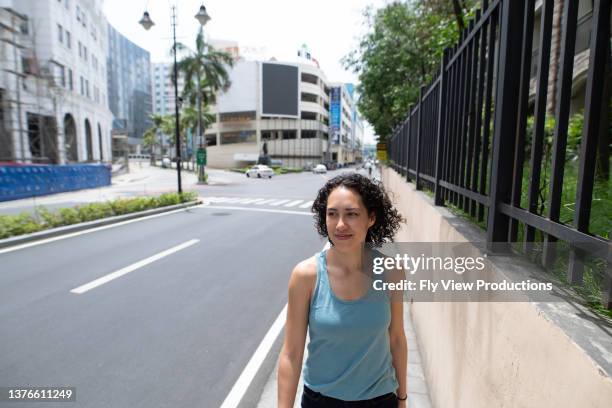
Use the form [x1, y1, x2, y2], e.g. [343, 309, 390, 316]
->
[76, 5, 80, 22]
[57, 23, 63, 43]
[220, 131, 256, 145]
[65, 0, 69, 9]
[301, 111, 317, 120]
[301, 92, 318, 103]
[282, 130, 297, 139]
[83, 46, 87, 61]
[205, 134, 217, 146]
[85, 79, 89, 98]
[301, 130, 317, 139]
[301, 73, 318, 85]
[66, 31, 71, 48]
[80, 76, 84, 94]
[68, 68, 73, 90]
[58, 65, 65, 87]
[78, 41, 82, 57]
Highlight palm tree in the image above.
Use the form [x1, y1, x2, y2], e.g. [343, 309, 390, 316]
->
[143, 113, 166, 163]
[174, 28, 234, 182]
[175, 28, 234, 108]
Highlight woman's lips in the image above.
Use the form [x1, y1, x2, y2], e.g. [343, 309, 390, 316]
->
[335, 234, 352, 240]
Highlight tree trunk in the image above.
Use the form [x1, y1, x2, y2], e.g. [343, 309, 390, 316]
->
[451, 0, 465, 34]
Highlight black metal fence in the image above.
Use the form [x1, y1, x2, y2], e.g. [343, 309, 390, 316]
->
[387, 0, 612, 308]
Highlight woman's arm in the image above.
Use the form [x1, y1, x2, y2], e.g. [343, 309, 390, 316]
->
[278, 262, 313, 408]
[389, 270, 408, 406]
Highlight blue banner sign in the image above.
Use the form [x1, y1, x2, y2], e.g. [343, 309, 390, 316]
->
[330, 86, 341, 144]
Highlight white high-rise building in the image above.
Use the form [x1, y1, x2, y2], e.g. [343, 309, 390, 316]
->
[151, 62, 185, 118]
[0, 0, 113, 163]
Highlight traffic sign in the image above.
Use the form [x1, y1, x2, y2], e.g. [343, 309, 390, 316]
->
[197, 148, 207, 166]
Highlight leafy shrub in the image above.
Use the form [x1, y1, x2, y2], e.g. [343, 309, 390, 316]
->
[0, 192, 199, 240]
[0, 213, 44, 239]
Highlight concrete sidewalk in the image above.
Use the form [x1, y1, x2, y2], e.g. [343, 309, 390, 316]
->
[255, 302, 433, 408]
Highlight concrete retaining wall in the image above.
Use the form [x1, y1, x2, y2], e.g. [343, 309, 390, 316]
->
[381, 166, 612, 408]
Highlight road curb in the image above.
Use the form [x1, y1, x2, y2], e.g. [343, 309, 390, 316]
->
[0, 200, 201, 249]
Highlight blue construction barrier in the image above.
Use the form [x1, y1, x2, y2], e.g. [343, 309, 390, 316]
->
[0, 164, 111, 202]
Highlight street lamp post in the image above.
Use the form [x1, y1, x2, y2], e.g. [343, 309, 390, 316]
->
[194, 6, 210, 184]
[140, 3, 211, 193]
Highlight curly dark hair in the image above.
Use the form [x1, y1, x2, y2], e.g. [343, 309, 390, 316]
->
[312, 173, 405, 247]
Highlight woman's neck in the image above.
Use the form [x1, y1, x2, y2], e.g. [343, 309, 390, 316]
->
[328, 245, 367, 275]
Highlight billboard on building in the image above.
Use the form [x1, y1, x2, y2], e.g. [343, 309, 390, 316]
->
[218, 61, 257, 113]
[330, 86, 341, 144]
[261, 62, 298, 117]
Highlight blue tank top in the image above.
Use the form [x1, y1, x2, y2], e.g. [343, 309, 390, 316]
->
[302, 249, 398, 401]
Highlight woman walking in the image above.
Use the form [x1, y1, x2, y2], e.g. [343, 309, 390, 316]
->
[278, 173, 407, 407]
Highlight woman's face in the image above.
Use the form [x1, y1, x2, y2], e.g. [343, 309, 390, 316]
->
[325, 186, 375, 249]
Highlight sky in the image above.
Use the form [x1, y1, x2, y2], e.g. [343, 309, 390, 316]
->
[102, 0, 389, 145]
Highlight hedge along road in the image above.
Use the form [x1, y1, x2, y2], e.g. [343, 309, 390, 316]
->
[0, 203, 325, 407]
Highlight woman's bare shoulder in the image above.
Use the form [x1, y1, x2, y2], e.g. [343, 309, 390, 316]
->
[289, 255, 318, 292]
[292, 255, 318, 279]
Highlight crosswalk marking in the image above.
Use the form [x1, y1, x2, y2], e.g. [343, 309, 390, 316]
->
[284, 200, 303, 207]
[200, 196, 314, 211]
[234, 198, 256, 204]
[216, 197, 240, 203]
[269, 199, 292, 206]
[255, 199, 278, 205]
[240, 198, 265, 204]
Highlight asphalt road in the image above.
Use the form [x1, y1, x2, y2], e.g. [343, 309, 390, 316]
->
[0, 166, 378, 407]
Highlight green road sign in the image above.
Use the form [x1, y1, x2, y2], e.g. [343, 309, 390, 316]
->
[197, 148, 207, 166]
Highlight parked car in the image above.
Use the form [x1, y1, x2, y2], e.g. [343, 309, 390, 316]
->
[312, 164, 327, 174]
[246, 165, 274, 178]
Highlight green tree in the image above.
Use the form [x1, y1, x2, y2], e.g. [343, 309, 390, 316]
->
[143, 113, 167, 160]
[342, 1, 477, 141]
[175, 28, 234, 109]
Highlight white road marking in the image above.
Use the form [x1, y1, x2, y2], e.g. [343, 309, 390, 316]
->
[299, 200, 314, 208]
[233, 198, 256, 204]
[254, 199, 279, 205]
[283, 200, 303, 207]
[248, 198, 269, 204]
[240, 198, 264, 204]
[70, 239, 199, 294]
[268, 199, 291, 206]
[199, 206, 311, 216]
[220, 242, 329, 408]
[219, 304, 288, 408]
[0, 204, 205, 255]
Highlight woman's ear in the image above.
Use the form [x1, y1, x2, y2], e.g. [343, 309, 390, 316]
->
[368, 212, 376, 228]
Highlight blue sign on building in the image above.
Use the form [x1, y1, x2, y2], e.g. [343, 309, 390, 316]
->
[330, 86, 341, 145]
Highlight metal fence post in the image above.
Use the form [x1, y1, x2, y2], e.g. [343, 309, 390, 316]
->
[434, 51, 449, 205]
[415, 86, 424, 190]
[486, 0, 526, 247]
